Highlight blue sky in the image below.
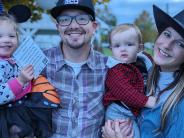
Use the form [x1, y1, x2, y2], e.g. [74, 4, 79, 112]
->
[105, 0, 184, 24]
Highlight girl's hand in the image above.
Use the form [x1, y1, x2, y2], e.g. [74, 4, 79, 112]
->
[17, 65, 34, 86]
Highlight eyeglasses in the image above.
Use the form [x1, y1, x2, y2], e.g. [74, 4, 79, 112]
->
[57, 15, 93, 26]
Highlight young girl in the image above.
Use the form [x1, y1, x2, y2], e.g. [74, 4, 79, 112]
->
[103, 23, 156, 138]
[0, 5, 60, 138]
[103, 5, 184, 138]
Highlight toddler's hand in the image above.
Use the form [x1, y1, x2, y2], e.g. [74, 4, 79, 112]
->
[145, 96, 157, 108]
[17, 65, 34, 86]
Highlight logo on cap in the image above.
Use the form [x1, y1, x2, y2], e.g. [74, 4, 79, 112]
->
[64, 0, 79, 4]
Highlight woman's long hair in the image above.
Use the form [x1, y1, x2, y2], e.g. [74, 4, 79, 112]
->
[146, 63, 184, 134]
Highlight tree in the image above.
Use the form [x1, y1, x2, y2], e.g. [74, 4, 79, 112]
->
[94, 0, 110, 4]
[96, 4, 117, 42]
[93, 4, 116, 53]
[96, 5, 116, 26]
[3, 0, 111, 22]
[134, 10, 157, 43]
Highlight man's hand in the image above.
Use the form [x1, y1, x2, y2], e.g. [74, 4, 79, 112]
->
[102, 119, 133, 138]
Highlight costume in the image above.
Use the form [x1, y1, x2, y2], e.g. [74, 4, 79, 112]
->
[49, 0, 108, 136]
[0, 59, 61, 138]
[0, 3, 61, 138]
[141, 99, 184, 138]
[139, 72, 182, 138]
[139, 5, 184, 137]
[0, 59, 27, 104]
[43, 46, 108, 138]
[102, 4, 184, 137]
[103, 57, 151, 116]
[103, 55, 152, 138]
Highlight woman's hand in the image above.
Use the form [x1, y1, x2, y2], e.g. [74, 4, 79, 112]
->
[102, 119, 133, 138]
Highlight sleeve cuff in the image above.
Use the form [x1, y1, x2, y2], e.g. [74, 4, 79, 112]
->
[7, 78, 23, 98]
[15, 82, 32, 100]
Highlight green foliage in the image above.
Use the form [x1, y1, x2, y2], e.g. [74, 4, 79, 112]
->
[134, 10, 158, 43]
[96, 5, 117, 26]
[96, 4, 117, 48]
[102, 47, 112, 56]
[145, 48, 153, 56]
[93, 0, 110, 4]
[101, 32, 109, 42]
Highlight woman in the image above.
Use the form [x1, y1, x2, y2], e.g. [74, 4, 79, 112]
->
[102, 5, 184, 138]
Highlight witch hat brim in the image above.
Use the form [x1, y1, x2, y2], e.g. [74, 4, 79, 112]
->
[153, 5, 184, 38]
[8, 4, 31, 23]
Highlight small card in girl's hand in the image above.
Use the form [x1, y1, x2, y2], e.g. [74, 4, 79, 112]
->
[13, 37, 49, 79]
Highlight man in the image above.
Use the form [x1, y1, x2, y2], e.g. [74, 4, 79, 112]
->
[44, 0, 109, 137]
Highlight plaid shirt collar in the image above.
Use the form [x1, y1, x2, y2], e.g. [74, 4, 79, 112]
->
[53, 45, 106, 72]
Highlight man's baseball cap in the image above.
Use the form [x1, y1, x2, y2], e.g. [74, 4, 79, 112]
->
[51, 0, 95, 21]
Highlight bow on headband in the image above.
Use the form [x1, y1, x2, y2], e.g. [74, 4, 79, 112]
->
[0, 1, 31, 23]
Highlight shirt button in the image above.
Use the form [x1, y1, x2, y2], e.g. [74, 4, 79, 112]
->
[72, 98, 76, 104]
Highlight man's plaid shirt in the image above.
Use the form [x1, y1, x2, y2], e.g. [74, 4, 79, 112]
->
[43, 46, 108, 138]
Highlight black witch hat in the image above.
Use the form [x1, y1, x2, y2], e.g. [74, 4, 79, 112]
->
[153, 5, 184, 38]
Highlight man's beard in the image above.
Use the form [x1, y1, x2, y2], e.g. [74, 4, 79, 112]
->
[64, 35, 91, 49]
[63, 27, 88, 49]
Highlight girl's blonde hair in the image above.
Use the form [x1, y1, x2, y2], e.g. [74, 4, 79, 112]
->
[147, 63, 184, 134]
[109, 23, 142, 45]
[0, 13, 18, 34]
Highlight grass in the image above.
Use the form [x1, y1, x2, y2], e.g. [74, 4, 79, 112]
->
[102, 47, 112, 56]
[144, 48, 153, 56]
